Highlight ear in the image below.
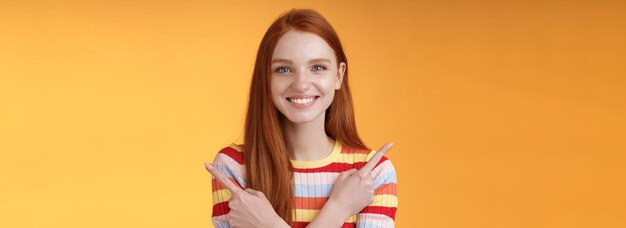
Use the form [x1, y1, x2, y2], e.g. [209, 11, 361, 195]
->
[335, 62, 346, 90]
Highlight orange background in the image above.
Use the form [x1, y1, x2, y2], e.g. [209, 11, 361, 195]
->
[1, 0, 625, 227]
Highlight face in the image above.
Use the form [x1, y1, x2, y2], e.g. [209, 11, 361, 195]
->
[270, 29, 346, 124]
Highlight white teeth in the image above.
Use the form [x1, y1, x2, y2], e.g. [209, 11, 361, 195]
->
[288, 97, 315, 104]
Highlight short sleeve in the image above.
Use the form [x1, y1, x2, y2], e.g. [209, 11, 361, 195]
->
[210, 145, 247, 228]
[356, 153, 398, 227]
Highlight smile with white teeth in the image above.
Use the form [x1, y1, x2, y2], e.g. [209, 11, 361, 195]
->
[287, 97, 316, 104]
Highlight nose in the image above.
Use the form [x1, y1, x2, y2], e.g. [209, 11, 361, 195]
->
[291, 68, 311, 92]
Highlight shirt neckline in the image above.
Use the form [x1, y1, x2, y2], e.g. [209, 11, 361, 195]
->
[290, 139, 342, 169]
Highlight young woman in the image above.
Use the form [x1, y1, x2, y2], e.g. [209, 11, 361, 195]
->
[204, 9, 398, 228]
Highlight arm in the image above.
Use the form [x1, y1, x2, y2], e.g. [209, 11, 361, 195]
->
[209, 157, 236, 227]
[305, 199, 353, 228]
[308, 143, 396, 228]
[356, 156, 398, 227]
[208, 147, 291, 228]
[307, 159, 398, 228]
[209, 147, 246, 227]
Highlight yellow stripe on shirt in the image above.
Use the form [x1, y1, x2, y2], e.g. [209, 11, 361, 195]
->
[292, 209, 357, 223]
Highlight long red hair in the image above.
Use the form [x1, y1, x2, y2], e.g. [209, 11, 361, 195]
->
[242, 8, 368, 225]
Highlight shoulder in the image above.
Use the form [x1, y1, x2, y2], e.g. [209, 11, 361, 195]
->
[337, 143, 374, 164]
[342, 143, 397, 179]
[211, 143, 247, 187]
[340, 143, 395, 169]
[213, 143, 244, 165]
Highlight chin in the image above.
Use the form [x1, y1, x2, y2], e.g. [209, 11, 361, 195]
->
[280, 111, 324, 124]
[284, 115, 316, 124]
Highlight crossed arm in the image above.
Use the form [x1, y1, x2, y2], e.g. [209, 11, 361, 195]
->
[205, 143, 395, 228]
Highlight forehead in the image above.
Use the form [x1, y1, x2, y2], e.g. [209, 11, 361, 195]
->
[272, 30, 336, 63]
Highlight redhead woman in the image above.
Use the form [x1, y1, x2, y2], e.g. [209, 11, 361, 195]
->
[204, 9, 398, 228]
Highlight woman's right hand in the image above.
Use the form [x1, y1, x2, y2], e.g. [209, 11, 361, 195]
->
[326, 143, 394, 218]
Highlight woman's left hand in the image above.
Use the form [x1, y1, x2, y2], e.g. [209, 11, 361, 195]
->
[325, 143, 393, 217]
[205, 162, 289, 228]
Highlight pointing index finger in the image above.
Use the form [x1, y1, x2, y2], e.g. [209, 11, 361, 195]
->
[359, 143, 393, 175]
[205, 162, 244, 195]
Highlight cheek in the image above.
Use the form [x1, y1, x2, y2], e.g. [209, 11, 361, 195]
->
[270, 78, 281, 95]
[270, 78, 288, 102]
[319, 77, 338, 93]
[316, 79, 336, 103]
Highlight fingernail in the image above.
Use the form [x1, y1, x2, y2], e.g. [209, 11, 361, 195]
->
[205, 162, 213, 170]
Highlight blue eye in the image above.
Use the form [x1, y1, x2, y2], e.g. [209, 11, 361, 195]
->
[312, 65, 327, 71]
[276, 67, 291, 73]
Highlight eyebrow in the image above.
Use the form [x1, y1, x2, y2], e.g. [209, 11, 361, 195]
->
[271, 58, 331, 64]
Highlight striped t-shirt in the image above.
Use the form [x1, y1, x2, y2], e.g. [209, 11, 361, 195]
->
[210, 139, 398, 227]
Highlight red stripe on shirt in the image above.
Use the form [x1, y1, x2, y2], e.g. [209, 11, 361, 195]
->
[211, 201, 229, 217]
[292, 162, 356, 173]
[292, 156, 389, 173]
[218, 146, 244, 165]
[293, 196, 328, 209]
[360, 206, 397, 220]
[354, 156, 388, 170]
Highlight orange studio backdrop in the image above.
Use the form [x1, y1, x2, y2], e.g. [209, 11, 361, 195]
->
[1, 0, 625, 227]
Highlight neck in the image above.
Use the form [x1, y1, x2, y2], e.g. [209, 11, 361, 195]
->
[283, 113, 335, 161]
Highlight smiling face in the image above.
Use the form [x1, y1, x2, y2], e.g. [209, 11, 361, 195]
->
[270, 29, 346, 124]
